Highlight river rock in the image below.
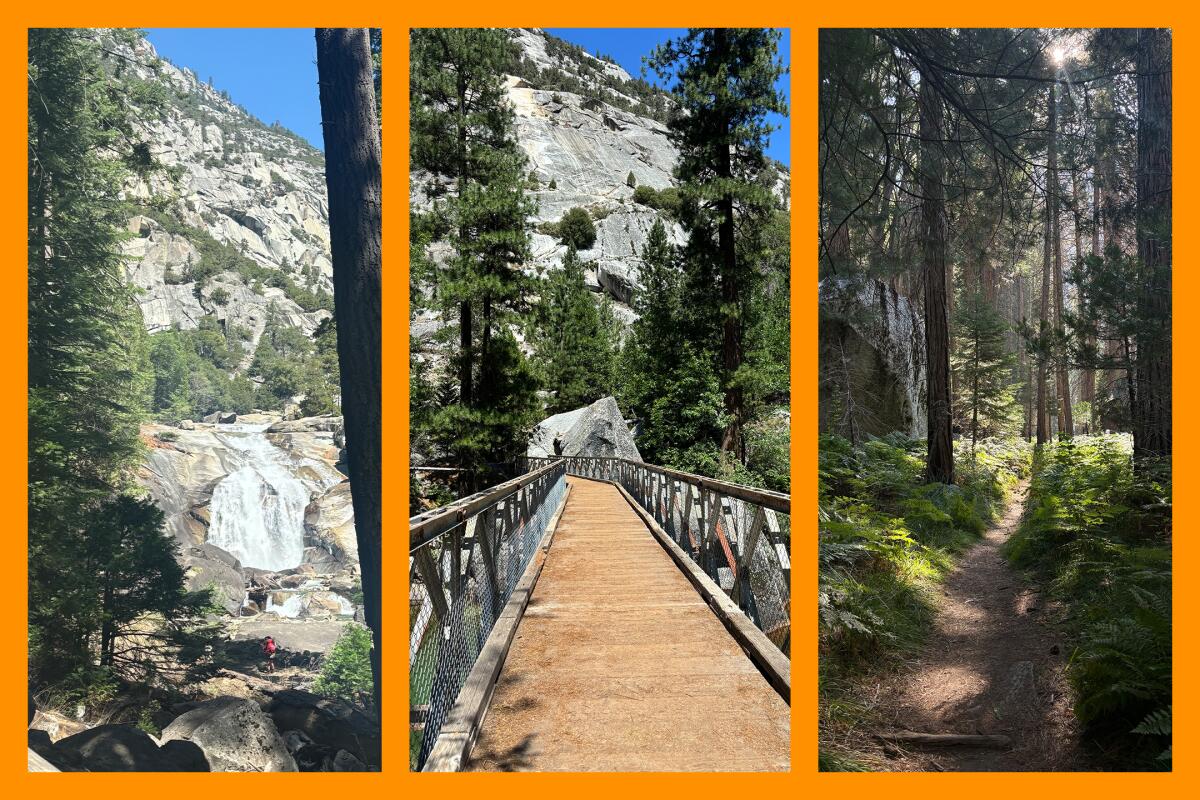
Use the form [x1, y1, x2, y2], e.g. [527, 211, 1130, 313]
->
[304, 481, 357, 564]
[527, 395, 641, 461]
[161, 697, 297, 772]
[268, 415, 342, 433]
[178, 419, 195, 430]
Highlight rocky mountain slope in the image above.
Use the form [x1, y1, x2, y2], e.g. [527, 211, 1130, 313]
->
[112, 34, 333, 359]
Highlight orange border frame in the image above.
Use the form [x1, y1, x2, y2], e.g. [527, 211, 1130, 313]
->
[0, 2, 1193, 794]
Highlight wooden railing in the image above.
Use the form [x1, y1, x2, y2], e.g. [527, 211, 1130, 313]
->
[408, 460, 567, 770]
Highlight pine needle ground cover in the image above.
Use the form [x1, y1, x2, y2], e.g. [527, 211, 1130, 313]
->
[1004, 435, 1171, 768]
[818, 434, 1030, 769]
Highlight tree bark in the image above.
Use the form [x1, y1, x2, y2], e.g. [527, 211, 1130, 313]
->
[315, 28, 383, 712]
[919, 71, 953, 483]
[1134, 28, 1172, 460]
[1049, 82, 1073, 438]
[716, 31, 745, 464]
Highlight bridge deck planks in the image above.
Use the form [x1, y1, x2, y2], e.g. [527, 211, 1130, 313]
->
[466, 477, 790, 772]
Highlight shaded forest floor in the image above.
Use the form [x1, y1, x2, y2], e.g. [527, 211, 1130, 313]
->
[850, 482, 1091, 771]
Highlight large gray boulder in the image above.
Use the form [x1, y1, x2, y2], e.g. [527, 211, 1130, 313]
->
[527, 395, 641, 461]
[180, 542, 245, 615]
[54, 724, 210, 771]
[161, 697, 297, 772]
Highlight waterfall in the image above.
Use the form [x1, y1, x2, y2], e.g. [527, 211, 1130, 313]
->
[207, 424, 320, 571]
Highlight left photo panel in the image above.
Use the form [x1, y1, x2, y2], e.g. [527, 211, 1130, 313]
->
[28, 28, 381, 771]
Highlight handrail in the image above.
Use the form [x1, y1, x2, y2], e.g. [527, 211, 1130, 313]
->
[410, 460, 563, 550]
[521, 455, 789, 512]
[408, 459, 568, 770]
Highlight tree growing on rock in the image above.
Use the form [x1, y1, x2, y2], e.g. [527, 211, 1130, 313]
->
[557, 206, 597, 250]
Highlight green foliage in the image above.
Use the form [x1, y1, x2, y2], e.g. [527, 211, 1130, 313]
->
[556, 207, 597, 250]
[626, 171, 637, 188]
[29, 28, 161, 685]
[632, 184, 682, 216]
[209, 286, 230, 306]
[1004, 435, 1170, 766]
[314, 623, 375, 705]
[548, 177, 557, 190]
[953, 289, 1021, 444]
[818, 432, 1028, 707]
[251, 309, 340, 414]
[534, 246, 619, 413]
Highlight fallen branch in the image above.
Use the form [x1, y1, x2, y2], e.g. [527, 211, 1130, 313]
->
[876, 731, 1011, 748]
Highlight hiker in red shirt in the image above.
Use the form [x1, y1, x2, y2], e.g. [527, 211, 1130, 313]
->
[263, 636, 278, 673]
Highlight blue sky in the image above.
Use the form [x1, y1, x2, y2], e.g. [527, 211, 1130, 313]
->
[546, 28, 792, 166]
[145, 28, 324, 150]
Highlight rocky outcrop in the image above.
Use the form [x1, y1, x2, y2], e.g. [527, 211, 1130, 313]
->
[268, 690, 379, 768]
[819, 277, 927, 439]
[161, 697, 297, 772]
[527, 395, 641, 461]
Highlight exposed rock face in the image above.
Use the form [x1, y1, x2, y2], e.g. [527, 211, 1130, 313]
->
[819, 277, 927, 439]
[136, 417, 356, 617]
[528, 395, 641, 461]
[161, 697, 297, 772]
[105, 35, 332, 360]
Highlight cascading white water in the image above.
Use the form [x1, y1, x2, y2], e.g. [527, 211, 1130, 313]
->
[207, 424, 317, 571]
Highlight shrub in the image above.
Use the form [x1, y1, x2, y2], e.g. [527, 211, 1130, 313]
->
[155, 430, 179, 443]
[313, 622, 374, 705]
[557, 207, 596, 250]
[626, 171, 637, 188]
[209, 287, 230, 306]
[548, 178, 557, 190]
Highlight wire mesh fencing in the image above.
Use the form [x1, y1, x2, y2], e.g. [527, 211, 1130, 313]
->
[409, 460, 566, 770]
[520, 456, 791, 654]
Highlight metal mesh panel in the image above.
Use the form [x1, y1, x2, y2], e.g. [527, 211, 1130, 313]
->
[409, 467, 565, 770]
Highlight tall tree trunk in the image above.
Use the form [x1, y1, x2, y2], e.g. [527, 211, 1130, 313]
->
[1077, 168, 1096, 420]
[1049, 82, 1073, 438]
[919, 71, 953, 483]
[1037, 186, 1051, 445]
[315, 28, 383, 712]
[455, 74, 474, 410]
[1134, 28, 1172, 460]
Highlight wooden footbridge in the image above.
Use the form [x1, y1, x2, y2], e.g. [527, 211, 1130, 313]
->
[409, 457, 791, 772]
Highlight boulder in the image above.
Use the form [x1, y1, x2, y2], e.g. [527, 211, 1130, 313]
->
[161, 697, 297, 772]
[267, 690, 380, 768]
[527, 395, 641, 461]
[219, 412, 238, 424]
[267, 416, 342, 434]
[180, 543, 245, 616]
[178, 419, 196, 430]
[329, 748, 368, 772]
[55, 724, 209, 771]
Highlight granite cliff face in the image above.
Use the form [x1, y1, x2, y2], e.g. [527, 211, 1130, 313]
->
[113, 35, 333, 358]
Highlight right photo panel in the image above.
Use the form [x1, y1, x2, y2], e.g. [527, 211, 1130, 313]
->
[409, 27, 791, 772]
[818, 29, 1172, 771]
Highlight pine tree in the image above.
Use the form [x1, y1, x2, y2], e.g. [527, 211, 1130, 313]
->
[411, 29, 539, 480]
[953, 290, 1020, 448]
[537, 246, 617, 412]
[648, 28, 787, 463]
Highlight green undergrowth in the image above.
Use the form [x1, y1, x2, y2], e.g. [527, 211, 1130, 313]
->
[1003, 434, 1171, 769]
[817, 432, 1030, 770]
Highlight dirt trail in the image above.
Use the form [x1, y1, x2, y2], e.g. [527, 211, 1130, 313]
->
[869, 481, 1086, 771]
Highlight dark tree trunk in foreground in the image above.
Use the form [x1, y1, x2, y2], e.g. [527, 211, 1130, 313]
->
[1048, 83, 1073, 438]
[316, 27, 383, 713]
[1135, 28, 1172, 460]
[919, 71, 953, 484]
